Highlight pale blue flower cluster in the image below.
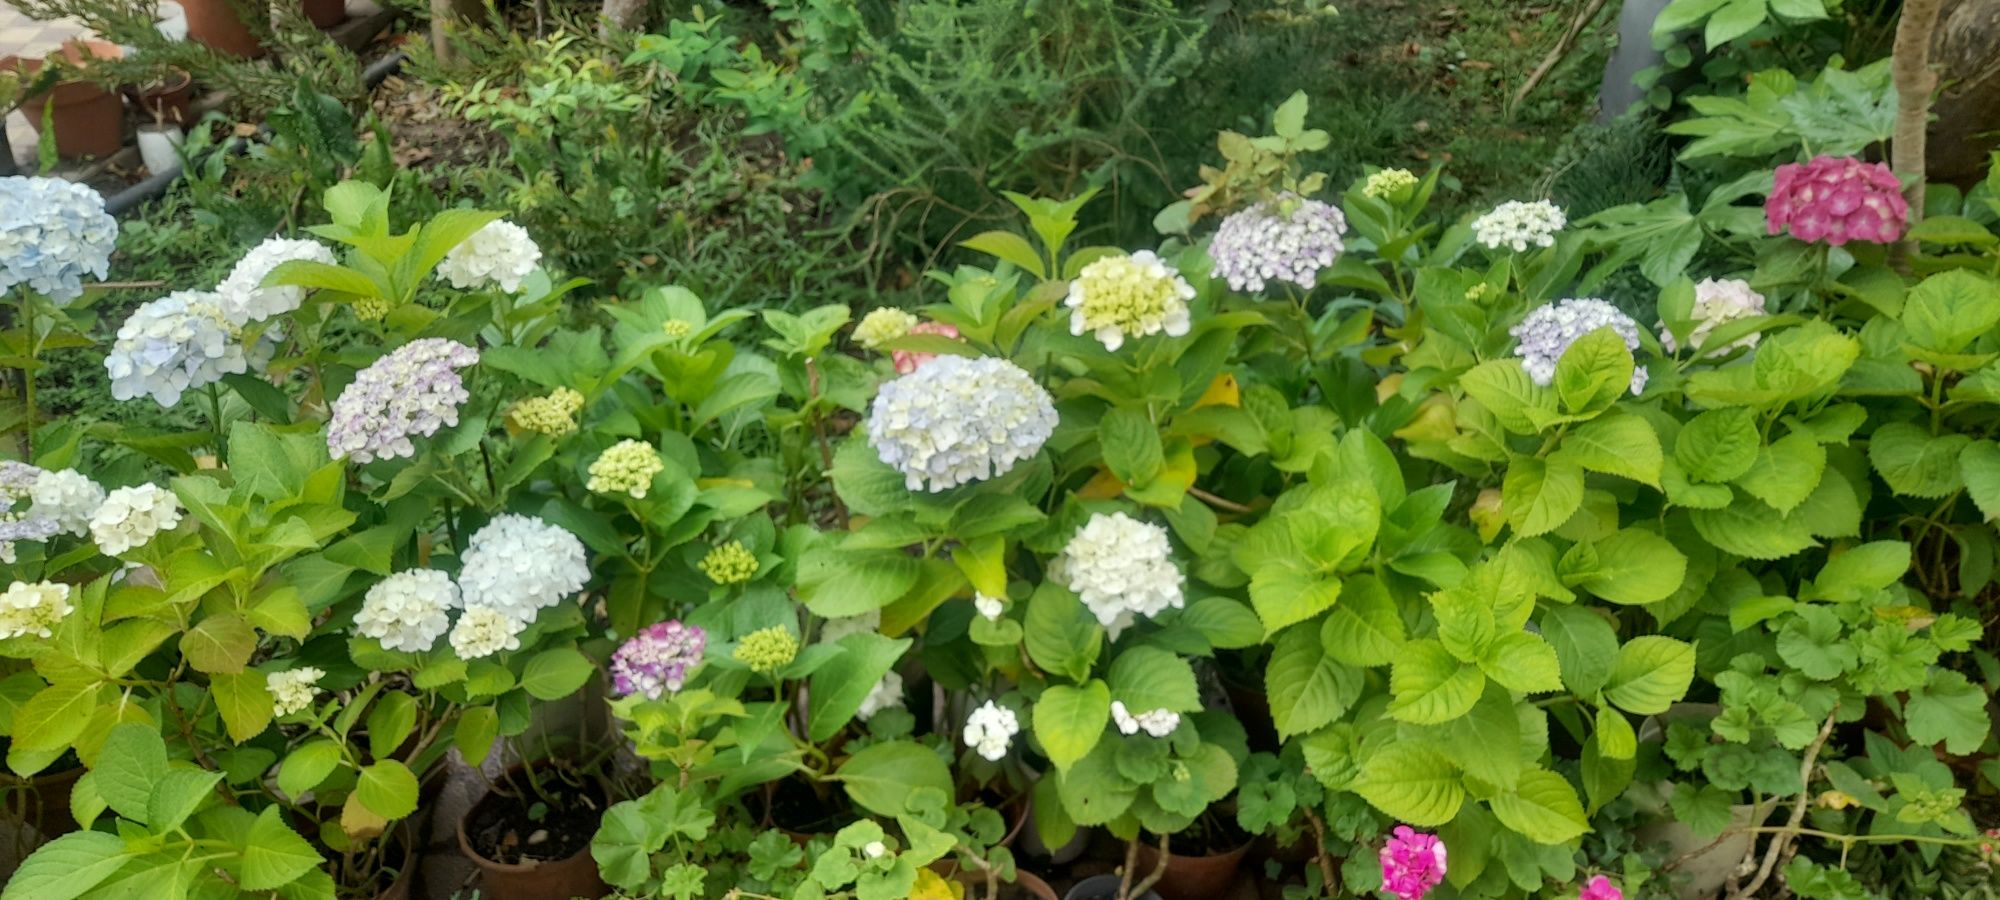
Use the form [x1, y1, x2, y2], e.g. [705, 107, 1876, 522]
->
[0, 177, 117, 303]
[867, 355, 1057, 492]
[327, 338, 479, 463]
[1207, 195, 1347, 293]
[1509, 297, 1648, 395]
[104, 291, 251, 408]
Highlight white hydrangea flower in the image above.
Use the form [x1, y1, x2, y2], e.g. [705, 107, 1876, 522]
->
[867, 355, 1058, 492]
[449, 605, 525, 659]
[820, 610, 880, 644]
[267, 667, 325, 716]
[1206, 195, 1346, 293]
[0, 581, 72, 639]
[1472, 200, 1566, 252]
[863, 841, 887, 859]
[105, 291, 251, 408]
[963, 700, 1019, 762]
[1111, 700, 1182, 738]
[1363, 168, 1419, 201]
[355, 569, 458, 653]
[456, 514, 590, 622]
[89, 484, 182, 556]
[326, 338, 479, 464]
[854, 308, 918, 350]
[436, 220, 541, 294]
[973, 593, 1005, 621]
[856, 670, 905, 721]
[1662, 277, 1766, 354]
[29, 469, 103, 538]
[216, 237, 337, 325]
[1510, 297, 1648, 395]
[1064, 251, 1195, 351]
[1058, 512, 1184, 639]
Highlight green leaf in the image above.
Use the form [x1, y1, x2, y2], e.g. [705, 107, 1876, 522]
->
[1675, 408, 1760, 483]
[1099, 408, 1164, 488]
[807, 633, 912, 742]
[797, 547, 920, 619]
[1319, 574, 1405, 667]
[12, 680, 102, 752]
[1561, 528, 1688, 605]
[1870, 422, 1970, 499]
[0, 831, 128, 900]
[1355, 744, 1464, 826]
[1596, 706, 1637, 760]
[210, 671, 275, 744]
[1033, 681, 1111, 772]
[837, 741, 953, 819]
[366, 692, 418, 761]
[959, 231, 1046, 279]
[279, 740, 344, 799]
[1266, 626, 1361, 739]
[1441, 690, 1526, 790]
[146, 769, 220, 832]
[1389, 639, 1487, 724]
[1541, 606, 1619, 696]
[1488, 769, 1589, 843]
[1023, 583, 1102, 683]
[1272, 90, 1309, 139]
[1901, 271, 2000, 357]
[1177, 597, 1263, 650]
[355, 760, 420, 820]
[1106, 646, 1201, 713]
[1055, 740, 1138, 826]
[1705, 0, 1768, 45]
[1905, 671, 1990, 754]
[1775, 607, 1856, 679]
[1604, 637, 1696, 715]
[239, 806, 323, 891]
[1690, 496, 1818, 560]
[1480, 632, 1565, 694]
[95, 723, 168, 823]
[1554, 327, 1638, 414]
[456, 706, 500, 767]
[1961, 441, 2000, 521]
[1735, 433, 1825, 514]
[1808, 541, 1910, 601]
[1654, 0, 1730, 34]
[1559, 414, 1663, 487]
[1502, 455, 1584, 538]
[1459, 360, 1557, 435]
[521, 647, 596, 701]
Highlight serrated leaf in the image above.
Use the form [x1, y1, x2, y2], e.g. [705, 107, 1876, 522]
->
[1488, 769, 1589, 843]
[1033, 682, 1110, 772]
[1389, 640, 1487, 724]
[1355, 744, 1464, 825]
[1604, 637, 1696, 715]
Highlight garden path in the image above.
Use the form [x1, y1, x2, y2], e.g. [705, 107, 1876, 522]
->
[2, 1, 87, 170]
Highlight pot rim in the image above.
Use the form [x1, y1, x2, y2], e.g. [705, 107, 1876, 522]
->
[453, 762, 604, 873]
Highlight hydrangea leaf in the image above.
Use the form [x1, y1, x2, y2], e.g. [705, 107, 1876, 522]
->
[1487, 769, 1588, 844]
[1389, 639, 1487, 725]
[1604, 637, 1696, 715]
[1355, 743, 1464, 826]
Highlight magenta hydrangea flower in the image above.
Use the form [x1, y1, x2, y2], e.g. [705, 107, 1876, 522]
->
[610, 620, 706, 700]
[1765, 155, 1908, 246]
[1578, 875, 1623, 900]
[891, 321, 961, 375]
[327, 338, 480, 464]
[1379, 826, 1447, 900]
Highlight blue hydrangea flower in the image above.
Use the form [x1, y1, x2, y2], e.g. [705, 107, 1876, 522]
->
[0, 177, 117, 303]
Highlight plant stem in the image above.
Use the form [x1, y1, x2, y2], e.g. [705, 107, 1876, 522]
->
[19, 291, 35, 456]
[207, 382, 227, 454]
[1129, 833, 1170, 900]
[1727, 706, 1838, 900]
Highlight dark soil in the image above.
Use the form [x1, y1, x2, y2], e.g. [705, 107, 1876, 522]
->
[465, 774, 605, 865]
[754, 775, 855, 835]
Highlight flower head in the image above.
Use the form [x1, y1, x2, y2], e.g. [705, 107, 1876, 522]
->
[437, 219, 541, 294]
[735, 626, 799, 674]
[1364, 168, 1419, 201]
[963, 700, 1019, 761]
[820, 610, 880, 644]
[1767, 155, 1908, 246]
[1065, 251, 1195, 351]
[106, 291, 250, 408]
[1207, 195, 1347, 293]
[216, 237, 337, 325]
[973, 593, 1004, 621]
[0, 516, 60, 564]
[611, 620, 706, 699]
[0, 176, 117, 302]
[1662, 278, 1766, 355]
[661, 319, 693, 339]
[1510, 298, 1648, 395]
[90, 484, 181, 556]
[892, 322, 961, 375]
[1058, 512, 1184, 639]
[1472, 200, 1566, 252]
[854, 308, 918, 350]
[268, 667, 325, 716]
[450, 605, 525, 659]
[456, 514, 590, 622]
[327, 338, 479, 464]
[1578, 875, 1623, 900]
[1379, 826, 1447, 900]
[587, 440, 665, 499]
[510, 387, 585, 436]
[867, 355, 1057, 492]
[355, 569, 458, 653]
[699, 541, 759, 585]
[30, 469, 104, 538]
[857, 670, 905, 721]
[0, 581, 71, 639]
[1111, 701, 1181, 738]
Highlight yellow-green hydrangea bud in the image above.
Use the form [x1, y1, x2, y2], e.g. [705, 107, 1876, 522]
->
[734, 625, 798, 674]
[662, 319, 693, 339]
[587, 439, 665, 499]
[1062, 251, 1194, 351]
[511, 387, 585, 436]
[353, 296, 390, 321]
[1464, 282, 1493, 303]
[853, 308, 918, 350]
[1363, 168, 1418, 201]
[699, 541, 759, 585]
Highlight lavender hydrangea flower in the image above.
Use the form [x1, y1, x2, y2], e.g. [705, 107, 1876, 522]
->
[105, 291, 250, 408]
[327, 338, 479, 464]
[867, 355, 1058, 492]
[1207, 195, 1347, 293]
[1509, 298, 1648, 395]
[0, 176, 117, 303]
[610, 620, 706, 699]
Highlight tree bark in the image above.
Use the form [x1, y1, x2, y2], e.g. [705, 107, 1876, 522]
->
[1926, 0, 2000, 185]
[600, 0, 646, 35]
[1891, 0, 1946, 236]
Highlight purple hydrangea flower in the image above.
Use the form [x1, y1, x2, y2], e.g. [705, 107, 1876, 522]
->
[327, 338, 480, 464]
[1207, 195, 1347, 293]
[1509, 298, 1647, 395]
[611, 620, 706, 699]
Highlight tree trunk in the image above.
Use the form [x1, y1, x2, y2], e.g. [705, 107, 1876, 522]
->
[1891, 0, 1945, 238]
[1926, 0, 2000, 186]
[599, 0, 646, 35]
[428, 0, 483, 64]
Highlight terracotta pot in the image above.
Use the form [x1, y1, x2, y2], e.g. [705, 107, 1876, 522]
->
[1132, 840, 1251, 900]
[302, 0, 345, 27]
[1064, 874, 1162, 900]
[2, 43, 126, 159]
[952, 868, 1060, 900]
[373, 819, 423, 900]
[126, 68, 193, 126]
[180, 0, 266, 59]
[456, 767, 608, 900]
[3, 764, 85, 838]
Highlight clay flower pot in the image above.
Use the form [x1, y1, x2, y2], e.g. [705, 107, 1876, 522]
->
[456, 765, 608, 900]
[2, 41, 126, 159]
[1064, 874, 1162, 900]
[303, 0, 346, 28]
[180, 0, 266, 59]
[953, 867, 1061, 900]
[126, 68, 193, 126]
[1132, 840, 1251, 900]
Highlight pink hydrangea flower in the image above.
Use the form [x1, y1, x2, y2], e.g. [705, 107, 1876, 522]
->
[1765, 155, 1908, 246]
[1579, 875, 1623, 900]
[1379, 826, 1447, 900]
[891, 321, 961, 374]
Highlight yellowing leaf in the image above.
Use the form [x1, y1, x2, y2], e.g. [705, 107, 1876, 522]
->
[1194, 372, 1241, 408]
[1076, 468, 1125, 500]
[910, 868, 964, 900]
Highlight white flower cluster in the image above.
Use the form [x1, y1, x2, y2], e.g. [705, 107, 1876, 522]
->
[326, 338, 479, 464]
[89, 484, 182, 556]
[963, 700, 1019, 761]
[0, 581, 72, 640]
[1472, 200, 1567, 252]
[30, 469, 104, 538]
[267, 667, 325, 716]
[450, 606, 526, 659]
[217, 237, 337, 325]
[354, 569, 458, 653]
[0, 176, 117, 303]
[105, 291, 250, 408]
[821, 610, 880, 644]
[854, 308, 917, 350]
[867, 355, 1058, 492]
[973, 593, 1005, 621]
[1058, 512, 1185, 639]
[1206, 195, 1347, 293]
[1112, 701, 1181, 738]
[1064, 251, 1196, 351]
[1662, 277, 1767, 355]
[437, 220, 541, 294]
[857, 671, 905, 721]
[456, 514, 591, 622]
[1509, 297, 1648, 395]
